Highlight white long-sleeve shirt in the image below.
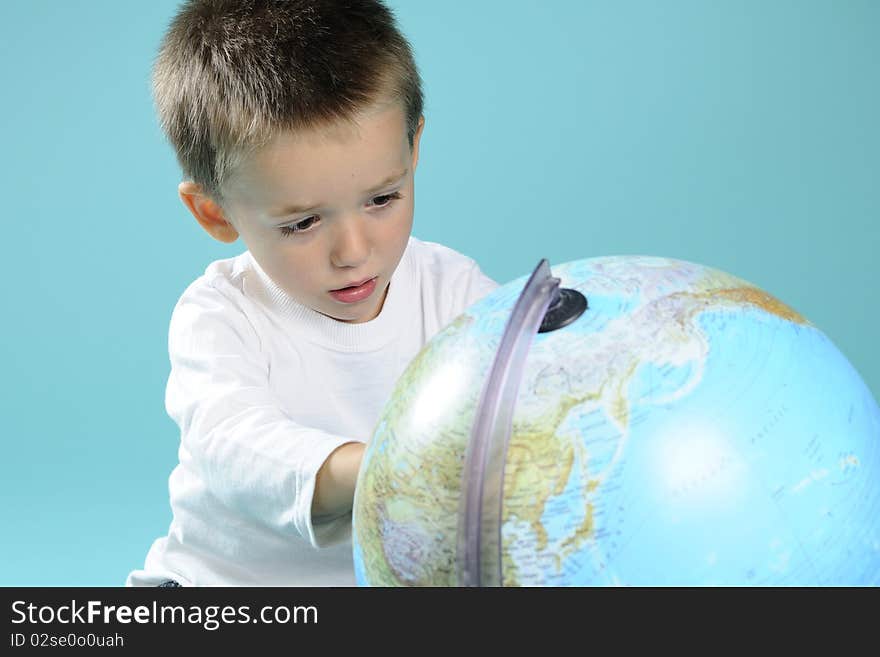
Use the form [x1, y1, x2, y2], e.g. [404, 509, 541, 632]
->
[127, 236, 498, 586]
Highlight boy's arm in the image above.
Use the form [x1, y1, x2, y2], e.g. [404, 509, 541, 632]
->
[166, 278, 363, 548]
[312, 441, 366, 519]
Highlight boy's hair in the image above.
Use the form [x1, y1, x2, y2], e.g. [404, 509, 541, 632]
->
[153, 0, 424, 200]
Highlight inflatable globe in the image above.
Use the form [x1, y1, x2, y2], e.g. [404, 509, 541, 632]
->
[352, 256, 880, 585]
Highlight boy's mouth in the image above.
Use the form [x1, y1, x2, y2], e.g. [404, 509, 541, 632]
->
[329, 276, 378, 303]
[332, 276, 375, 291]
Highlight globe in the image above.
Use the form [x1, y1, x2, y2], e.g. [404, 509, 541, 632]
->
[352, 256, 880, 586]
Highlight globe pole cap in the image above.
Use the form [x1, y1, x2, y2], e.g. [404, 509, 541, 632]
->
[538, 282, 588, 333]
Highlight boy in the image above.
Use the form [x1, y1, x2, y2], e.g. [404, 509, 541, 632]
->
[127, 0, 497, 586]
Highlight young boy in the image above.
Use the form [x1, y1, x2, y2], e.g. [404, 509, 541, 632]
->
[127, 0, 497, 586]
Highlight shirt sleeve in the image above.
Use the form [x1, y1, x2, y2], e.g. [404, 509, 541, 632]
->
[164, 276, 356, 549]
[461, 259, 500, 309]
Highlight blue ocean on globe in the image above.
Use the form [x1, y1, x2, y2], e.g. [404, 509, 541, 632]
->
[353, 256, 880, 586]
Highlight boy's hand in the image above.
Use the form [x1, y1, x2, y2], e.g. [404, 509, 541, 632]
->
[312, 441, 366, 519]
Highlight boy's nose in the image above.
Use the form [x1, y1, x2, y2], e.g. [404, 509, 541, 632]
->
[330, 216, 371, 269]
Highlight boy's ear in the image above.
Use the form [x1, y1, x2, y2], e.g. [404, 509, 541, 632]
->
[178, 182, 239, 244]
[411, 115, 425, 171]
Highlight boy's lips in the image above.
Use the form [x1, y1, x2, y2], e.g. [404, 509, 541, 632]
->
[328, 276, 378, 304]
[331, 276, 375, 291]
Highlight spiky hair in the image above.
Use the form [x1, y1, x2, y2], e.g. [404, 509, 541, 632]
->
[152, 0, 424, 199]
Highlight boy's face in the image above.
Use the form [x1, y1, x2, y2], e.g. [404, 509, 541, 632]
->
[198, 102, 423, 324]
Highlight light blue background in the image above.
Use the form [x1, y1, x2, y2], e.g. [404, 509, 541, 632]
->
[1, 1, 877, 585]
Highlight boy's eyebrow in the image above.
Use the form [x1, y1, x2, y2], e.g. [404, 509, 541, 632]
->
[269, 168, 408, 218]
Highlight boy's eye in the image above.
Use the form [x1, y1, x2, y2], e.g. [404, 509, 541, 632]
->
[370, 191, 402, 208]
[278, 192, 401, 237]
[280, 216, 319, 236]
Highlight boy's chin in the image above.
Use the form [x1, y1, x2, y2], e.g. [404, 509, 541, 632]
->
[317, 303, 379, 324]
[319, 313, 367, 324]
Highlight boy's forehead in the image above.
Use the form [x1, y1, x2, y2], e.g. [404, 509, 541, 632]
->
[277, 97, 407, 150]
[225, 102, 411, 207]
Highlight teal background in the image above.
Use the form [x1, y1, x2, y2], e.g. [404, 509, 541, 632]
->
[0, 0, 876, 586]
